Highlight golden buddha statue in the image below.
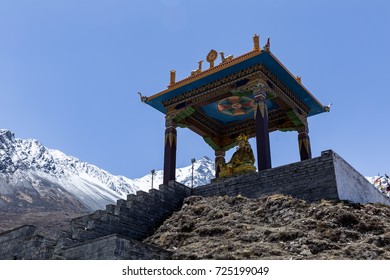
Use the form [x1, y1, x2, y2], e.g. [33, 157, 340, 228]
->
[219, 134, 256, 178]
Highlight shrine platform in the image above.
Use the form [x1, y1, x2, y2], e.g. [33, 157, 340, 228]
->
[193, 150, 390, 206]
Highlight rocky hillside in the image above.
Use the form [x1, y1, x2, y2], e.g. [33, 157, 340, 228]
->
[145, 194, 390, 260]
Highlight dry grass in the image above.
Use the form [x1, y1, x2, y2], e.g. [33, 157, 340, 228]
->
[145, 194, 390, 260]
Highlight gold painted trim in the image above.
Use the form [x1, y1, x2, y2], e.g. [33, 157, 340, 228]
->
[299, 137, 310, 154]
[169, 132, 175, 147]
[147, 49, 262, 101]
[259, 102, 266, 118]
[165, 131, 177, 148]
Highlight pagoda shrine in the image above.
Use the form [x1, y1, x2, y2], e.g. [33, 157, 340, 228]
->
[142, 35, 327, 185]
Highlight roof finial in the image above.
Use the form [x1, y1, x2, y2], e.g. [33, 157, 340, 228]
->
[220, 51, 233, 63]
[191, 60, 203, 76]
[206, 49, 218, 68]
[324, 102, 333, 112]
[253, 34, 260, 51]
[169, 70, 176, 86]
[138, 92, 148, 102]
[263, 37, 271, 52]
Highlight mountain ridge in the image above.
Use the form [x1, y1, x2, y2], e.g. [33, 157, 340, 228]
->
[2, 128, 389, 213]
[0, 129, 214, 212]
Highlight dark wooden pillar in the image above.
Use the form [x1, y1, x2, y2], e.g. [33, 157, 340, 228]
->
[214, 150, 225, 178]
[298, 124, 312, 160]
[163, 116, 177, 185]
[254, 92, 272, 171]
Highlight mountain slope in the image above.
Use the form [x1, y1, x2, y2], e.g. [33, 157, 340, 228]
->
[366, 176, 390, 198]
[0, 129, 215, 212]
[0, 129, 139, 211]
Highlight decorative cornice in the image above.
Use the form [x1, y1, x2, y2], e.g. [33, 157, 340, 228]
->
[168, 50, 261, 88]
[258, 68, 310, 114]
[163, 64, 264, 109]
[162, 63, 310, 120]
[148, 50, 262, 101]
[190, 110, 224, 135]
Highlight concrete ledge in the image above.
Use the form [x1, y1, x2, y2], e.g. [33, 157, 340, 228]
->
[332, 152, 390, 205]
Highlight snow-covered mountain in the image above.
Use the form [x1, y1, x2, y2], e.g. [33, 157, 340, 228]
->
[5, 128, 387, 214]
[366, 176, 390, 197]
[0, 129, 215, 212]
[134, 157, 215, 192]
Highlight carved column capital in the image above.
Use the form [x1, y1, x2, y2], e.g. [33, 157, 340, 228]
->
[253, 85, 267, 103]
[165, 115, 177, 128]
[215, 150, 226, 158]
[253, 86, 268, 121]
[297, 123, 309, 134]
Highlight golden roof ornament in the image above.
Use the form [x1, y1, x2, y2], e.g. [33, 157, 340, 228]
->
[206, 49, 218, 68]
[190, 60, 203, 76]
[169, 70, 176, 86]
[253, 34, 260, 51]
[164, 35, 276, 87]
[220, 51, 233, 63]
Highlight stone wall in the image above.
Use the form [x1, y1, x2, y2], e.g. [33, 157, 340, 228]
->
[194, 150, 390, 206]
[194, 150, 338, 201]
[58, 234, 172, 260]
[0, 225, 56, 260]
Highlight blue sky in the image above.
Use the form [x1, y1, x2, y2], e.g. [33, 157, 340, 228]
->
[1, 0, 389, 178]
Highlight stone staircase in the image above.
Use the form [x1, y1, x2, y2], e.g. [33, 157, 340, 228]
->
[53, 182, 191, 257]
[0, 182, 191, 259]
